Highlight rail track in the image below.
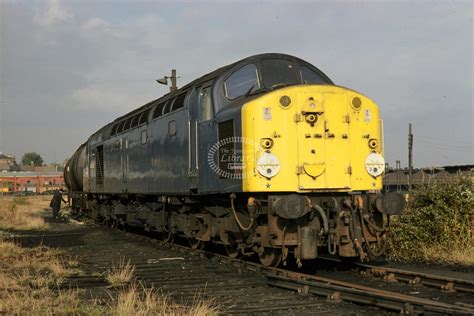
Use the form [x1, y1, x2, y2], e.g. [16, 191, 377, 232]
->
[48, 225, 347, 315]
[14, 219, 473, 315]
[315, 256, 474, 294]
[122, 228, 474, 315]
[356, 263, 474, 294]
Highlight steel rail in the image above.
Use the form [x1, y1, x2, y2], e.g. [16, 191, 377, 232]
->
[264, 271, 473, 315]
[131, 233, 474, 315]
[356, 263, 474, 294]
[76, 224, 473, 315]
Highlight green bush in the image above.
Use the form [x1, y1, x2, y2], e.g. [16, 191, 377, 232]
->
[388, 177, 473, 263]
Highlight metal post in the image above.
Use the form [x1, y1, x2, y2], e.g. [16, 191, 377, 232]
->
[396, 160, 401, 192]
[408, 123, 413, 192]
[170, 69, 177, 92]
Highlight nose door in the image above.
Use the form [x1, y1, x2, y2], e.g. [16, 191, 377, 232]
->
[295, 92, 351, 190]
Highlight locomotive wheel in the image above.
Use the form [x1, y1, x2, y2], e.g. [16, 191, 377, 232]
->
[188, 237, 205, 250]
[224, 244, 240, 259]
[161, 231, 174, 243]
[258, 248, 282, 267]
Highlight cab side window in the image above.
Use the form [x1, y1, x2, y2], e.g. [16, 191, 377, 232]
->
[199, 86, 213, 122]
[224, 64, 259, 100]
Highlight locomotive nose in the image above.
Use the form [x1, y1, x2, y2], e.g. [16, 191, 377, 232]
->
[242, 85, 384, 193]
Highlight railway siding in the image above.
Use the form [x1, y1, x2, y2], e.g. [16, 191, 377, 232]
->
[6, 214, 474, 315]
[6, 218, 360, 315]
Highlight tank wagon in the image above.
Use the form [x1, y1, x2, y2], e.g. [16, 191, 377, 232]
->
[65, 53, 404, 267]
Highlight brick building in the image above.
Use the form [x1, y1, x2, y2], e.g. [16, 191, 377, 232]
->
[0, 153, 16, 171]
[0, 171, 65, 193]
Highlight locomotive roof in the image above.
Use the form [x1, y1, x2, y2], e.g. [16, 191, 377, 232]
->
[89, 53, 330, 139]
[116, 53, 329, 120]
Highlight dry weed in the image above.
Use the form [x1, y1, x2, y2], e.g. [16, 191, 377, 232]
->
[112, 282, 220, 316]
[0, 195, 50, 230]
[0, 286, 103, 315]
[418, 244, 474, 265]
[0, 238, 100, 315]
[0, 241, 73, 289]
[106, 258, 136, 286]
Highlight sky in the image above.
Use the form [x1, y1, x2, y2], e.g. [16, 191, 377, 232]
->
[0, 0, 472, 168]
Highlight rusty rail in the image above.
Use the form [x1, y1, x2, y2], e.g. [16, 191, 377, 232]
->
[263, 269, 474, 315]
[153, 239, 474, 315]
[356, 263, 474, 294]
[88, 224, 474, 315]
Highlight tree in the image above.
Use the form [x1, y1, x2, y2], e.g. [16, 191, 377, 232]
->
[21, 152, 44, 166]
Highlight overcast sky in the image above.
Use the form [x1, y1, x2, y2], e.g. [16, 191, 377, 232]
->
[0, 0, 472, 168]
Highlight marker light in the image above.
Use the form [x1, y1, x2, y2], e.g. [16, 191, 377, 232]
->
[365, 153, 385, 177]
[257, 153, 280, 178]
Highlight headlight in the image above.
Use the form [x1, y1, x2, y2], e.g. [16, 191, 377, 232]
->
[365, 153, 385, 177]
[279, 95, 291, 108]
[257, 153, 280, 178]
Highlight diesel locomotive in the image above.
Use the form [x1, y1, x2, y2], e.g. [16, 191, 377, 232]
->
[65, 53, 404, 267]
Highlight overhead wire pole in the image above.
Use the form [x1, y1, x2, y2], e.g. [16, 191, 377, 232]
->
[408, 123, 413, 192]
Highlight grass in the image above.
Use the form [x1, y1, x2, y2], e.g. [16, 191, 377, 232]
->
[0, 195, 220, 315]
[0, 195, 50, 230]
[0, 238, 99, 314]
[0, 238, 220, 315]
[106, 258, 136, 286]
[112, 282, 220, 316]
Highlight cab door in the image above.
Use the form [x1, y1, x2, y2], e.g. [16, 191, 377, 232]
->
[296, 92, 351, 190]
[188, 88, 199, 189]
[187, 84, 214, 190]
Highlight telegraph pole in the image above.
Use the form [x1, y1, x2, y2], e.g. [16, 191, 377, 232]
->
[170, 69, 177, 92]
[396, 160, 401, 192]
[408, 123, 413, 191]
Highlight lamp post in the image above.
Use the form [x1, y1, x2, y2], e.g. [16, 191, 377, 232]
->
[156, 69, 179, 92]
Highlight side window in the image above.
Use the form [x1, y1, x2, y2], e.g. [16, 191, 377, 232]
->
[130, 115, 140, 128]
[171, 93, 187, 111]
[117, 120, 126, 134]
[162, 100, 172, 116]
[152, 102, 166, 119]
[300, 65, 327, 84]
[138, 109, 150, 125]
[123, 117, 132, 131]
[111, 123, 119, 136]
[224, 64, 259, 100]
[199, 86, 213, 122]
